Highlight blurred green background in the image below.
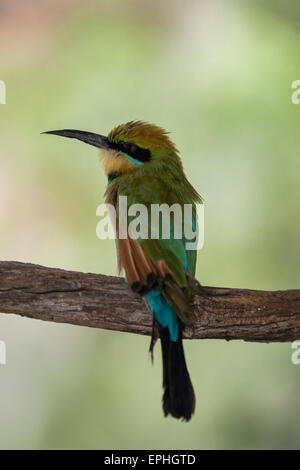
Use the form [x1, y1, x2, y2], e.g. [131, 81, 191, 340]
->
[0, 0, 300, 450]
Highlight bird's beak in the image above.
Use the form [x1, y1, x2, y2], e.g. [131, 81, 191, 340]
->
[42, 129, 110, 149]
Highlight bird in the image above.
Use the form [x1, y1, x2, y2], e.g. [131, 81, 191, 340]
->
[44, 121, 202, 421]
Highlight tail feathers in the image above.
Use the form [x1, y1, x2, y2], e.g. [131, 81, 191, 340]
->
[160, 326, 195, 421]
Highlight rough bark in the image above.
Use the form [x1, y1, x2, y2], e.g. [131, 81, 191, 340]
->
[0, 261, 299, 342]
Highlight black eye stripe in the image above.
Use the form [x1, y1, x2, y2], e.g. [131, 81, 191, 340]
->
[116, 141, 151, 162]
[108, 171, 119, 183]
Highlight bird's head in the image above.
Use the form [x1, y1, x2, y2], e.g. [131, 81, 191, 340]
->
[44, 121, 182, 182]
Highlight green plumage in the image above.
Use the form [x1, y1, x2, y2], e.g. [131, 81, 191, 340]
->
[112, 146, 201, 326]
[45, 120, 202, 421]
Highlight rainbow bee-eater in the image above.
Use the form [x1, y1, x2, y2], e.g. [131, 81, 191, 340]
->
[44, 121, 202, 421]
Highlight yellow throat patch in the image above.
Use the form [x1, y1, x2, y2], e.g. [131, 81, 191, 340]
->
[99, 148, 135, 176]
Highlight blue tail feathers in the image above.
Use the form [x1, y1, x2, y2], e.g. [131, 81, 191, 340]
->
[146, 290, 179, 341]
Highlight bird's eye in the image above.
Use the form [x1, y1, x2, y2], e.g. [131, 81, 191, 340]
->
[118, 141, 151, 163]
[124, 143, 137, 155]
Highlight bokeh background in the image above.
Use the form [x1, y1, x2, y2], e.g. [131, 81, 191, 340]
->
[0, 0, 300, 450]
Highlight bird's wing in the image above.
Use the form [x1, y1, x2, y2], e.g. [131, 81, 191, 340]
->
[116, 176, 198, 324]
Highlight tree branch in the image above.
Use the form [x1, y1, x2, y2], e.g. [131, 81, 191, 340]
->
[0, 261, 299, 342]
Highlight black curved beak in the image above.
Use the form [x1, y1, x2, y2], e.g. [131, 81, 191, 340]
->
[42, 129, 110, 149]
